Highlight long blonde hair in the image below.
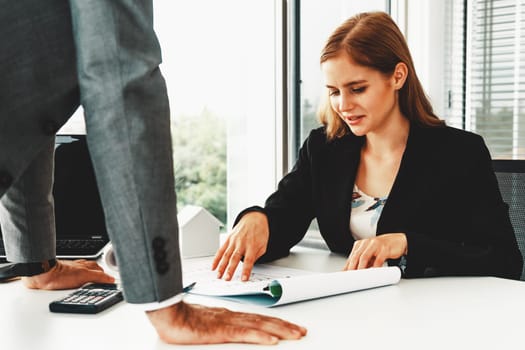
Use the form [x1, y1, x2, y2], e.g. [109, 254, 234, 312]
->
[318, 11, 444, 140]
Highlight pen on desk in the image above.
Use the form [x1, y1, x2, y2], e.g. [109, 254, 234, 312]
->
[183, 282, 196, 293]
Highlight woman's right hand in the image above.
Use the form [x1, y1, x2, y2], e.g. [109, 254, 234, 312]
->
[211, 211, 270, 281]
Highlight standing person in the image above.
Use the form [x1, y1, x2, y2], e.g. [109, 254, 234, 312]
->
[0, 0, 306, 345]
[213, 11, 523, 282]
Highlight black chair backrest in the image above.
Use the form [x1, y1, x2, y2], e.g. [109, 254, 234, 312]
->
[492, 159, 525, 280]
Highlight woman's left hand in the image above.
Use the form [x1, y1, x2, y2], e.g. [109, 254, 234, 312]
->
[343, 233, 407, 270]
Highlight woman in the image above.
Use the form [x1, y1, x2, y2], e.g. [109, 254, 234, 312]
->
[213, 11, 523, 281]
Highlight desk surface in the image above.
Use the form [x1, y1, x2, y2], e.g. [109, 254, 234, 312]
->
[1, 247, 524, 350]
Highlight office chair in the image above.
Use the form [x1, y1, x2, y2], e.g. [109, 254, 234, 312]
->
[492, 159, 525, 280]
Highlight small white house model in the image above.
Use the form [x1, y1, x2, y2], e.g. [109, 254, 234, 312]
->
[177, 205, 223, 258]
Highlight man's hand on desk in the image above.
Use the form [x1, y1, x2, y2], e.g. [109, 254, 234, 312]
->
[22, 259, 115, 290]
[146, 301, 307, 345]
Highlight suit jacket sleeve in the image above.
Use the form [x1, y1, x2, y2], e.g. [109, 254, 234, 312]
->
[69, 0, 183, 303]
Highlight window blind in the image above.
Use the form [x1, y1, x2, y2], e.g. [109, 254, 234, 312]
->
[468, 0, 525, 159]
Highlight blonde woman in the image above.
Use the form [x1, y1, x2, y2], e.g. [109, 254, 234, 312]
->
[214, 11, 522, 281]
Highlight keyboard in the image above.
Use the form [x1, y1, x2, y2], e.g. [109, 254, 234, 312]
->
[0, 238, 108, 261]
[55, 238, 107, 256]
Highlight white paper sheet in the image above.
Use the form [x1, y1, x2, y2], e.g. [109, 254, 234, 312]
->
[183, 257, 401, 307]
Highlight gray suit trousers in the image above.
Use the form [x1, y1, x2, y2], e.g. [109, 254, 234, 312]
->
[0, 0, 183, 303]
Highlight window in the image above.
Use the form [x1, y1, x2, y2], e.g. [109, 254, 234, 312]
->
[411, 0, 525, 160]
[60, 1, 283, 229]
[58, 1, 524, 241]
[291, 0, 525, 161]
[467, 0, 525, 159]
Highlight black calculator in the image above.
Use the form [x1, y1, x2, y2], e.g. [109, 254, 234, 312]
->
[49, 283, 123, 314]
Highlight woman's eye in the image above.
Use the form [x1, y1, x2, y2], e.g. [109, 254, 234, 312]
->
[351, 86, 367, 94]
[328, 90, 340, 96]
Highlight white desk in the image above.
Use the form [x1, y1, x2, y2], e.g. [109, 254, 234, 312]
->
[1, 246, 524, 350]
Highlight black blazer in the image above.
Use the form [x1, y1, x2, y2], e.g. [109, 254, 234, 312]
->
[242, 124, 523, 279]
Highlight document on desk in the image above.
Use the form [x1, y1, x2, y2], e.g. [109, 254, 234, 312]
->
[182, 258, 401, 307]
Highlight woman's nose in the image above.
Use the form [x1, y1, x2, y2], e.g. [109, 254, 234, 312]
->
[339, 93, 355, 112]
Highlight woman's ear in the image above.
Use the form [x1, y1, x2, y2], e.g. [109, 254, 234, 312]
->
[393, 62, 408, 89]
